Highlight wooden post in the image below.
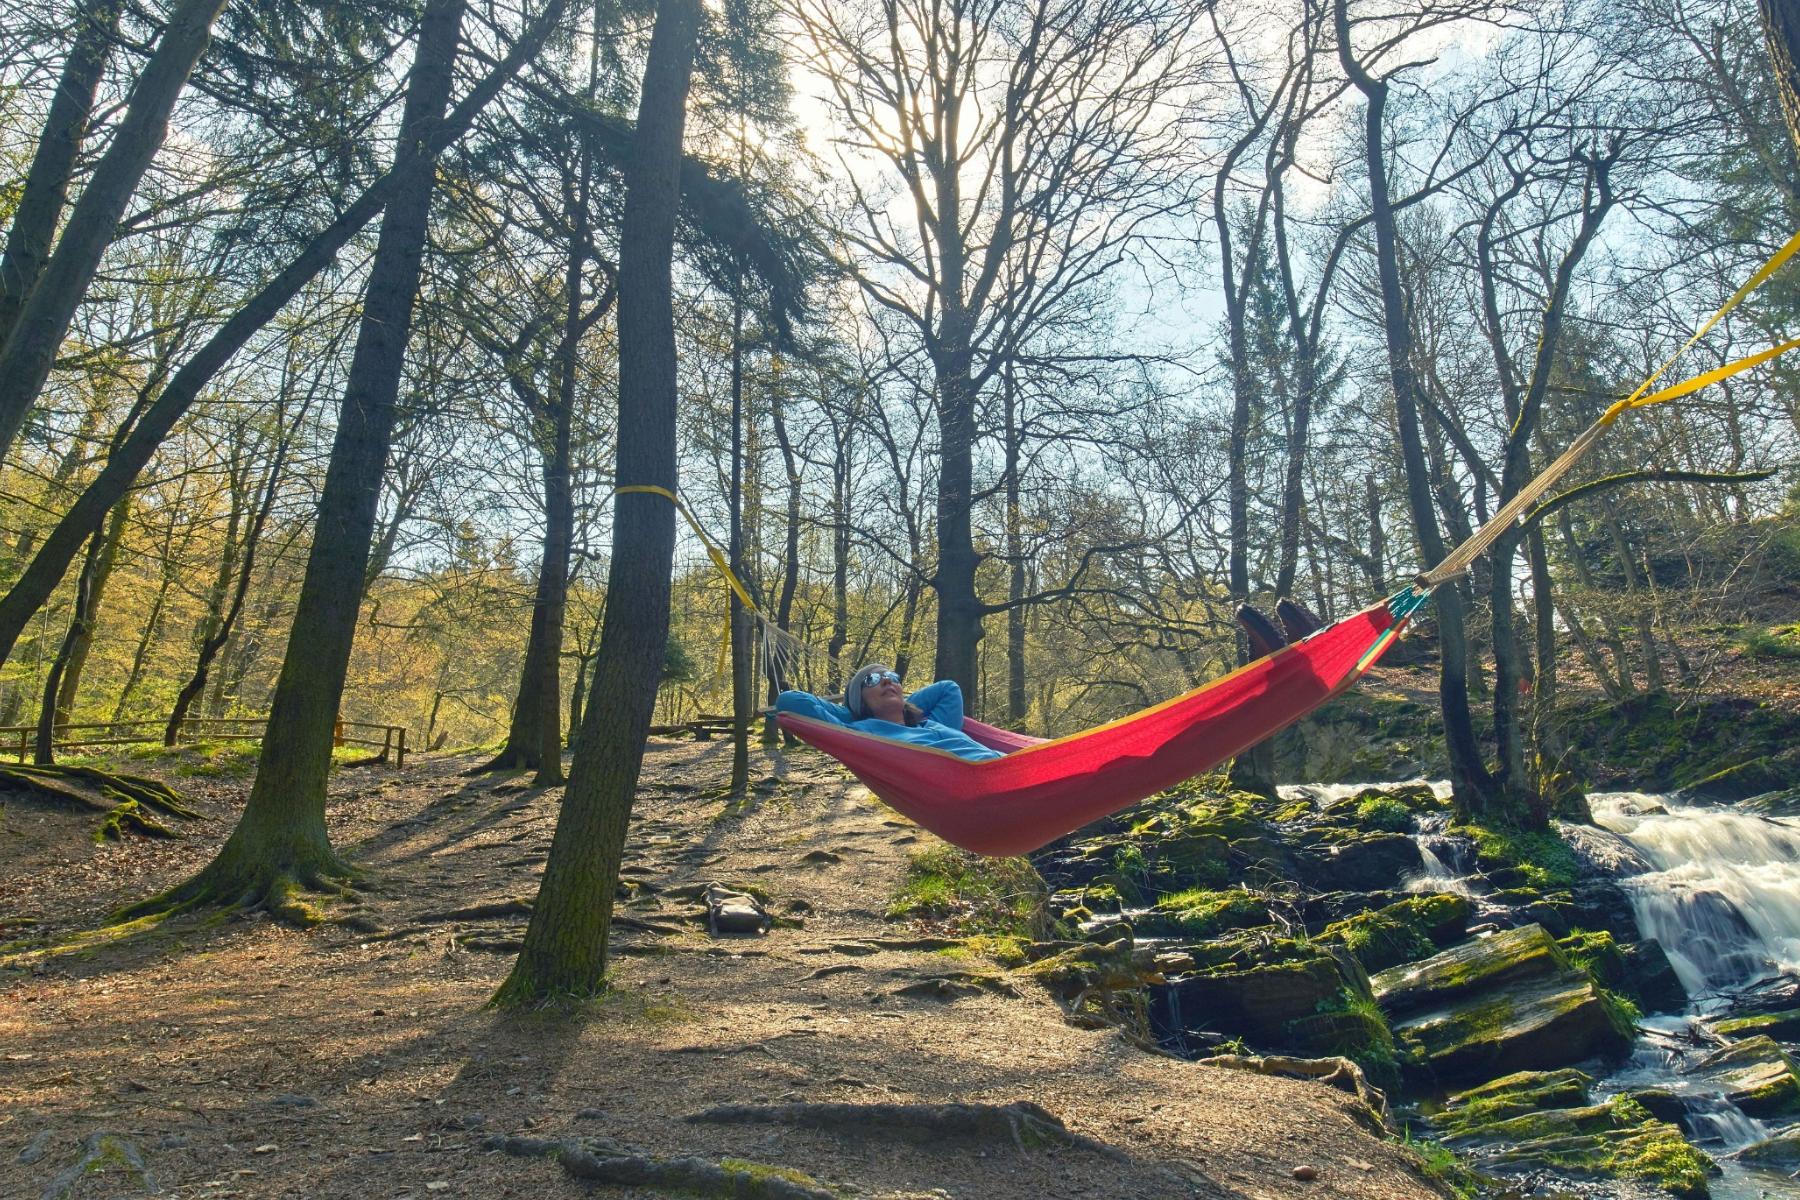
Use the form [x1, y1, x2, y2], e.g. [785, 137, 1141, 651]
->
[396, 726, 407, 768]
[381, 725, 392, 763]
[15, 726, 24, 763]
[333, 717, 345, 749]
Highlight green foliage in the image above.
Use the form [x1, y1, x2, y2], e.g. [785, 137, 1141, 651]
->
[1353, 795, 1413, 833]
[1400, 1132, 1479, 1199]
[887, 846, 1046, 938]
[1744, 623, 1800, 660]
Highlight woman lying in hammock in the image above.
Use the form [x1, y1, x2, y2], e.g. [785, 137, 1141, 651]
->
[775, 665, 1004, 762]
[774, 601, 1323, 764]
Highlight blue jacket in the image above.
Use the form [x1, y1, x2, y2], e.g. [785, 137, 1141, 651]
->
[776, 679, 1004, 762]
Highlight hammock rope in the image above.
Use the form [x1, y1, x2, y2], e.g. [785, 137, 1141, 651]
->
[1418, 228, 1800, 587]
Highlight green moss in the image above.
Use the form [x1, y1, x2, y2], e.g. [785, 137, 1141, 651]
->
[717, 1158, 825, 1188]
[1322, 911, 1435, 972]
[1454, 822, 1582, 889]
[1137, 888, 1268, 938]
[1716, 1008, 1800, 1040]
[1744, 623, 1800, 660]
[1401, 1133, 1480, 1200]
[1354, 796, 1413, 833]
[937, 934, 1031, 968]
[887, 847, 1047, 938]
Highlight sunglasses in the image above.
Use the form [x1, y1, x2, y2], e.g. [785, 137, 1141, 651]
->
[859, 670, 901, 689]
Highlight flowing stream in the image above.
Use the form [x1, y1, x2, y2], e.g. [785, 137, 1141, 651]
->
[1582, 793, 1800, 1197]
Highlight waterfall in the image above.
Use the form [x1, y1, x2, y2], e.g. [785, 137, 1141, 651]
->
[1590, 792, 1800, 999]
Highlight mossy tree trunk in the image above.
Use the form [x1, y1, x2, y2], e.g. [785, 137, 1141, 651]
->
[1764, 0, 1800, 158]
[120, 0, 470, 921]
[495, 0, 701, 1004]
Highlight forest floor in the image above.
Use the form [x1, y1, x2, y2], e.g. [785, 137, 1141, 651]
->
[0, 739, 1447, 1200]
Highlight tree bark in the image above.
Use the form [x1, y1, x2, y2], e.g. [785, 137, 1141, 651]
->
[0, 0, 229, 463]
[494, 0, 701, 1003]
[123, 0, 470, 917]
[51, 495, 129, 727]
[1763, 0, 1800, 157]
[1335, 0, 1496, 814]
[0, 0, 124, 345]
[728, 272, 751, 795]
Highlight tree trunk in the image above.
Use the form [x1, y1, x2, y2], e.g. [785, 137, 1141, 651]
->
[0, 0, 229, 463]
[494, 0, 700, 1004]
[1763, 0, 1800, 157]
[0, 0, 568, 676]
[123, 0, 469, 918]
[0, 0, 124, 345]
[34, 522, 109, 763]
[728, 274, 751, 796]
[1335, 0, 1496, 815]
[51, 495, 129, 727]
[1002, 361, 1026, 726]
[932, 334, 983, 706]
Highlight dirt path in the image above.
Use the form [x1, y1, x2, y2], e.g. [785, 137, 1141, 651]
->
[1, 740, 1447, 1199]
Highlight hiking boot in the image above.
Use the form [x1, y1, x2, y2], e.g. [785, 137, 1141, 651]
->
[1236, 605, 1287, 658]
[1276, 598, 1324, 642]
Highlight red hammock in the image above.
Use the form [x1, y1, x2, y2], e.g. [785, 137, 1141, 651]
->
[775, 596, 1416, 855]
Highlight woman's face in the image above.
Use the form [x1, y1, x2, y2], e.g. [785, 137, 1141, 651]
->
[860, 670, 906, 722]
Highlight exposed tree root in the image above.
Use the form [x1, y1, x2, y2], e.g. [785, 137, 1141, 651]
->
[0, 763, 198, 842]
[683, 1100, 1127, 1160]
[485, 1135, 836, 1199]
[1198, 1053, 1391, 1132]
[112, 853, 356, 929]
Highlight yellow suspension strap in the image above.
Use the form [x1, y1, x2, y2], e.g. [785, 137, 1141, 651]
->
[1417, 229, 1800, 589]
[615, 484, 810, 688]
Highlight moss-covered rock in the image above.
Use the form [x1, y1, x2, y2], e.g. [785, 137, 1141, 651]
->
[1684, 1036, 1800, 1117]
[1153, 943, 1369, 1049]
[1470, 1097, 1713, 1199]
[1372, 924, 1567, 1016]
[1320, 894, 1472, 973]
[1300, 831, 1424, 892]
[1715, 1007, 1800, 1043]
[1373, 925, 1632, 1082]
[1134, 887, 1268, 939]
[1430, 1068, 1595, 1136]
[1736, 1128, 1800, 1170]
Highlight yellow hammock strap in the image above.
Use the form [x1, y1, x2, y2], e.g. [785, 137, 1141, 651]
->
[616, 484, 761, 615]
[1418, 234, 1800, 588]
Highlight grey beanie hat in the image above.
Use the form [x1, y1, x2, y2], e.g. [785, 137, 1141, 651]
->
[845, 664, 893, 719]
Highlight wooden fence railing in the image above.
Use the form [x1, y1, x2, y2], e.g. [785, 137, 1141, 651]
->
[0, 715, 408, 766]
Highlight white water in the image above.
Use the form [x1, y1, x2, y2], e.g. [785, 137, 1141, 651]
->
[1590, 792, 1800, 999]
[1406, 835, 1478, 897]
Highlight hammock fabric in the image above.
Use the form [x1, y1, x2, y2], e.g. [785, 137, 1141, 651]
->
[776, 592, 1422, 856]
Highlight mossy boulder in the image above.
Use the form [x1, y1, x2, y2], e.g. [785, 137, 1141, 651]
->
[1679, 753, 1799, 803]
[1454, 1096, 1713, 1199]
[1429, 1068, 1595, 1137]
[1153, 944, 1369, 1048]
[1300, 831, 1423, 892]
[1715, 1007, 1800, 1043]
[1559, 931, 1685, 1014]
[1736, 1128, 1800, 1170]
[1320, 894, 1473, 973]
[1374, 925, 1633, 1082]
[1372, 924, 1568, 1017]
[1134, 888, 1268, 939]
[1684, 1036, 1800, 1117]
